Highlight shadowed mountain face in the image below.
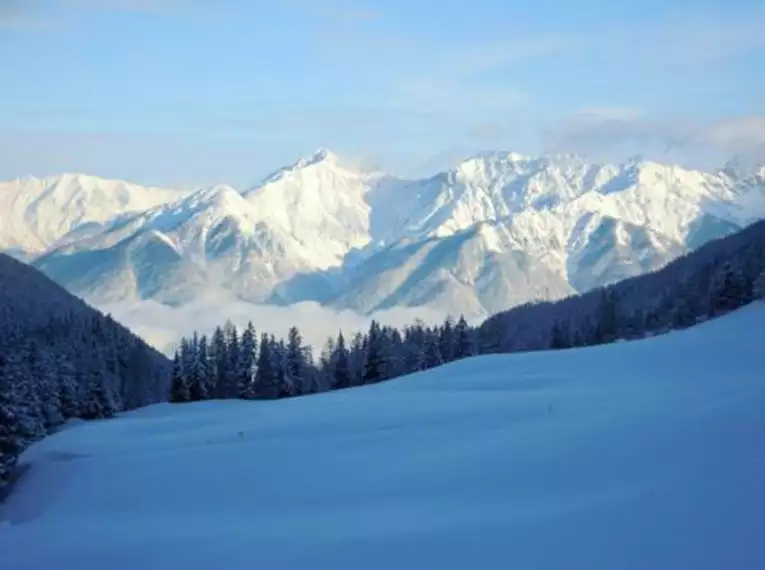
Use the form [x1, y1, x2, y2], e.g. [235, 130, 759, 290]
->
[3, 150, 764, 318]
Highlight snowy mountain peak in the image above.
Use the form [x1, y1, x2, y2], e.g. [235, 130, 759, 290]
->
[186, 184, 241, 205]
[256, 148, 347, 189]
[5, 149, 765, 317]
[292, 147, 340, 170]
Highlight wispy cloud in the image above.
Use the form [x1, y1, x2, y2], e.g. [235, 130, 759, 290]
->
[543, 110, 765, 168]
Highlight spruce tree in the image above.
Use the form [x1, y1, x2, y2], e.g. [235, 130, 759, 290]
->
[349, 332, 366, 386]
[169, 351, 189, 403]
[275, 338, 291, 397]
[333, 331, 351, 389]
[454, 316, 476, 359]
[595, 288, 619, 344]
[255, 333, 279, 399]
[190, 335, 211, 401]
[210, 326, 228, 398]
[0, 379, 41, 484]
[238, 322, 257, 398]
[224, 323, 240, 399]
[286, 326, 306, 396]
[363, 321, 382, 383]
[439, 318, 455, 363]
[423, 333, 443, 369]
[80, 355, 117, 420]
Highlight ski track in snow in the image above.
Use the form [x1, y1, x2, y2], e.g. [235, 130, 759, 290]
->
[1, 304, 764, 569]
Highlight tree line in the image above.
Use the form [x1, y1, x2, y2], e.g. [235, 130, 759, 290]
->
[169, 316, 477, 403]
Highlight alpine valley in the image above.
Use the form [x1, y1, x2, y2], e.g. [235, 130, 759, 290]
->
[3, 149, 765, 320]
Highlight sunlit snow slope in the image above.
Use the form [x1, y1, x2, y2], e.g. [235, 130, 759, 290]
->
[2, 305, 764, 569]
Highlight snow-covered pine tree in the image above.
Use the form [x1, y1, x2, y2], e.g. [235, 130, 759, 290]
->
[255, 333, 279, 399]
[210, 325, 228, 398]
[285, 326, 306, 396]
[349, 332, 366, 387]
[439, 318, 455, 363]
[26, 341, 64, 429]
[423, 332, 443, 369]
[402, 324, 426, 373]
[190, 334, 211, 401]
[317, 336, 335, 389]
[238, 322, 257, 398]
[223, 322, 241, 399]
[333, 331, 352, 389]
[169, 350, 189, 403]
[387, 327, 405, 378]
[273, 337, 288, 396]
[0, 372, 43, 484]
[453, 316, 476, 359]
[185, 333, 201, 401]
[177, 337, 195, 401]
[594, 287, 619, 344]
[80, 344, 118, 420]
[54, 351, 80, 419]
[1, 351, 46, 441]
[363, 320, 383, 383]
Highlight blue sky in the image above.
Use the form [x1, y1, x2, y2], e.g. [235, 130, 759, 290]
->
[1, 0, 764, 187]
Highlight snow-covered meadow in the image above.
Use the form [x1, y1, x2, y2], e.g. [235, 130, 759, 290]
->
[2, 304, 764, 569]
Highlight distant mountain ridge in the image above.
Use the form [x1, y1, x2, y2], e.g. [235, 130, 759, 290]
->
[3, 149, 765, 317]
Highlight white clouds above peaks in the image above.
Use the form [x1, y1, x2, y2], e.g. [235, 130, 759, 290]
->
[543, 111, 765, 170]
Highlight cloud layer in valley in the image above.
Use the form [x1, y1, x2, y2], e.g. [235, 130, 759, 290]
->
[101, 297, 456, 357]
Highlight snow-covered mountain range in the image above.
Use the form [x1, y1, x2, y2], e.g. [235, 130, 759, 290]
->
[3, 149, 764, 318]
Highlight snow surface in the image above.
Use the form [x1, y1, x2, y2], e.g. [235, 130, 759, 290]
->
[2, 304, 764, 569]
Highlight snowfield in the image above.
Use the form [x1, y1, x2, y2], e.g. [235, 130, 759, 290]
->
[2, 304, 764, 569]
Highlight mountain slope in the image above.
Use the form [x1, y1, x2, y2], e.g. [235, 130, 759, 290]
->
[35, 185, 325, 305]
[327, 221, 573, 316]
[243, 149, 387, 269]
[0, 174, 184, 258]
[0, 253, 170, 483]
[2, 303, 763, 568]
[4, 150, 764, 316]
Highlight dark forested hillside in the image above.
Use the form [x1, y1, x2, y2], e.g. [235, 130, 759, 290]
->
[0, 253, 170, 486]
[480, 219, 765, 353]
